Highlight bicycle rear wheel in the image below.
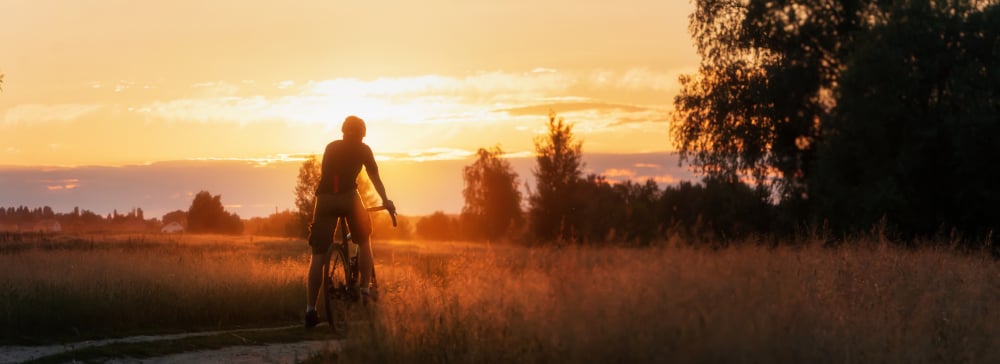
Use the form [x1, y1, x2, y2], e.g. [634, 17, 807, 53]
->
[322, 247, 349, 333]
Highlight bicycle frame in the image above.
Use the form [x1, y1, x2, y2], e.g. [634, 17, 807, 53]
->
[321, 205, 396, 332]
[335, 205, 396, 297]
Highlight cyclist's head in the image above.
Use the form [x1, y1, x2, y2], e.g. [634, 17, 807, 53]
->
[341, 115, 367, 139]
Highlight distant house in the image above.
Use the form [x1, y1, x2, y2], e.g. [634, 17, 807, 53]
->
[35, 220, 62, 233]
[161, 221, 185, 233]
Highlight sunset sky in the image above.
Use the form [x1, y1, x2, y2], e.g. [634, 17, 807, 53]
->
[1, 0, 700, 217]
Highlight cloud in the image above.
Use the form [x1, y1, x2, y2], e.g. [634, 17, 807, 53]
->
[3, 104, 103, 126]
[649, 174, 680, 184]
[184, 154, 310, 166]
[600, 171, 681, 185]
[190, 81, 241, 97]
[603, 168, 637, 178]
[590, 67, 695, 93]
[498, 102, 651, 116]
[40, 178, 80, 191]
[380, 148, 475, 162]
[610, 110, 672, 126]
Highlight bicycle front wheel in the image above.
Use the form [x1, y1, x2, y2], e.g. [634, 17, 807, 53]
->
[322, 247, 350, 334]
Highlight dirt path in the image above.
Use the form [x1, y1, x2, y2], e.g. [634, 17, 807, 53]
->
[102, 340, 339, 364]
[0, 325, 340, 363]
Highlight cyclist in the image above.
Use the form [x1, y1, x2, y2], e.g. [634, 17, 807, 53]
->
[305, 115, 395, 328]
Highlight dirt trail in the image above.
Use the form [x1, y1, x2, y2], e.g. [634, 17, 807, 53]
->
[0, 325, 339, 364]
[103, 340, 339, 364]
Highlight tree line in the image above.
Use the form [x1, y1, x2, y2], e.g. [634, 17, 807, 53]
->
[0, 205, 156, 232]
[0, 191, 245, 234]
[424, 113, 774, 245]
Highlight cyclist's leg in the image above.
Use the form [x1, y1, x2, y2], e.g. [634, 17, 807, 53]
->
[306, 194, 337, 311]
[345, 191, 374, 293]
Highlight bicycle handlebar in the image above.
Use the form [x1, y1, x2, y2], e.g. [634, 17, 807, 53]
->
[366, 205, 397, 227]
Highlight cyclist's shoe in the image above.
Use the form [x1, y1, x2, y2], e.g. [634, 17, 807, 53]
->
[304, 310, 320, 329]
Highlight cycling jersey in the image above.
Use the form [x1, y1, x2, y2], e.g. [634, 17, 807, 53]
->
[315, 140, 376, 195]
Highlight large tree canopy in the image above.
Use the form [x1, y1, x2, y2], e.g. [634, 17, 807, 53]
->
[673, 0, 1000, 238]
[813, 1, 1000, 236]
[673, 0, 866, 198]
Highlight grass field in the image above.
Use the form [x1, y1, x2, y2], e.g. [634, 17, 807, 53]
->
[0, 233, 306, 344]
[2, 233, 998, 363]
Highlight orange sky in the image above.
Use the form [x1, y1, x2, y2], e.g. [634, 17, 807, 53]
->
[1, 0, 698, 167]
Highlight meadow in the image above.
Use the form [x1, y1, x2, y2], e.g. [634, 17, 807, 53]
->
[2, 232, 998, 363]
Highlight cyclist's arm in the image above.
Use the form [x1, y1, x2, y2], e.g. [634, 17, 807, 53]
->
[363, 149, 390, 205]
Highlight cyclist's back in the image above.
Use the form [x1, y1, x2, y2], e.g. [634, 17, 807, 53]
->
[316, 139, 371, 195]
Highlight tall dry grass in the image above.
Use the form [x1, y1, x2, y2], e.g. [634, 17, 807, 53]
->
[0, 233, 307, 343]
[337, 240, 1000, 364]
[3, 233, 998, 363]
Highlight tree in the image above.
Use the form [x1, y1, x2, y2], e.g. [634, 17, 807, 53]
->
[574, 175, 624, 243]
[417, 211, 458, 241]
[672, 0, 875, 208]
[187, 191, 243, 234]
[162, 210, 187, 227]
[462, 145, 523, 241]
[812, 1, 1000, 239]
[529, 113, 584, 242]
[672, 0, 1000, 241]
[245, 209, 299, 237]
[615, 179, 662, 245]
[294, 155, 321, 237]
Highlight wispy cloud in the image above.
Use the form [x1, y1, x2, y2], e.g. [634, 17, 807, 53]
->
[40, 178, 80, 191]
[190, 81, 241, 97]
[590, 67, 690, 92]
[599, 168, 681, 185]
[381, 148, 475, 162]
[3, 104, 103, 126]
[650, 174, 680, 184]
[184, 154, 311, 166]
[498, 102, 651, 116]
[603, 168, 637, 178]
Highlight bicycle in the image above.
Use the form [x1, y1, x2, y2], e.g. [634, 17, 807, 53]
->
[321, 205, 396, 333]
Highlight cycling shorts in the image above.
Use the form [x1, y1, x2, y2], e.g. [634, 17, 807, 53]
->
[307, 191, 372, 255]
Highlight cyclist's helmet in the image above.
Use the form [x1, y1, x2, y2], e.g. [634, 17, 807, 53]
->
[342, 115, 367, 138]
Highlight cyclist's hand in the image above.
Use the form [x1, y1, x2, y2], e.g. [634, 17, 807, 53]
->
[384, 199, 397, 215]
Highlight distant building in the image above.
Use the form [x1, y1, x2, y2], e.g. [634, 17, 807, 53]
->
[161, 221, 185, 233]
[35, 220, 62, 233]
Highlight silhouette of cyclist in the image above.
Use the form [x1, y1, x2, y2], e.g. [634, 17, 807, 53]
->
[305, 115, 395, 328]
